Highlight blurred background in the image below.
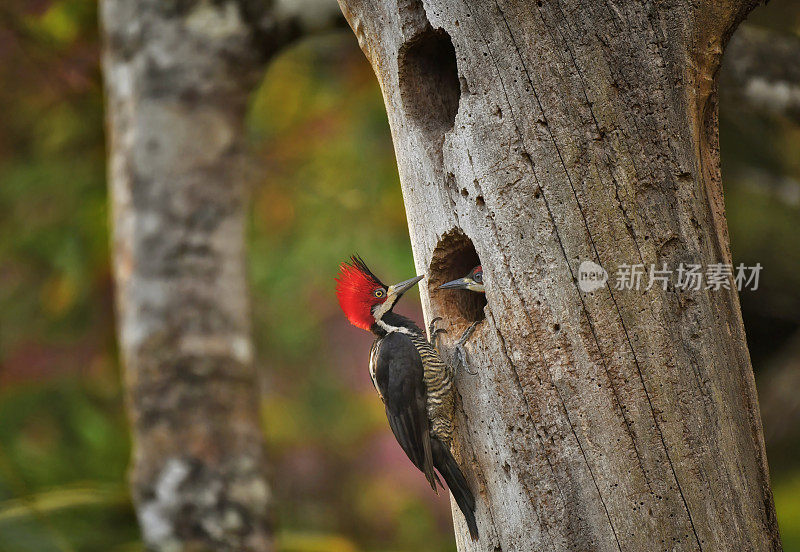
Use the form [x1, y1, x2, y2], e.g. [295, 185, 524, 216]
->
[0, 1, 798, 551]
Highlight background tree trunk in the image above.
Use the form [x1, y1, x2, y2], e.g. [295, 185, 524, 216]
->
[338, 1, 782, 550]
[101, 2, 272, 550]
[722, 24, 800, 123]
[100, 1, 340, 550]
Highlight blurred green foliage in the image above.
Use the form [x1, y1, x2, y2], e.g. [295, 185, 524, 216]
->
[246, 33, 455, 552]
[0, 0, 798, 551]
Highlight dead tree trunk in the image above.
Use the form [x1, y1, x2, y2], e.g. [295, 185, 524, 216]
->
[100, 1, 339, 550]
[338, 1, 782, 550]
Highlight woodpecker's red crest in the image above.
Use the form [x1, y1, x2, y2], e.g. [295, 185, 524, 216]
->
[336, 256, 424, 332]
[335, 256, 388, 331]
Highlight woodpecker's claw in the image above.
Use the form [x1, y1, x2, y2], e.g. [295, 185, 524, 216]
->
[456, 320, 480, 348]
[454, 321, 480, 376]
[428, 316, 442, 338]
[428, 316, 448, 347]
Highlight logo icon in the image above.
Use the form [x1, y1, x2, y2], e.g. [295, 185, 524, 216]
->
[578, 260, 607, 292]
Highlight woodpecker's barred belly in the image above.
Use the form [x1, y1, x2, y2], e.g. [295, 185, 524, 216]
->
[411, 333, 455, 445]
[369, 330, 455, 444]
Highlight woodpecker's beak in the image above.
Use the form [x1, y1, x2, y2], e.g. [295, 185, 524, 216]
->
[439, 277, 477, 291]
[387, 275, 424, 298]
[438, 277, 472, 290]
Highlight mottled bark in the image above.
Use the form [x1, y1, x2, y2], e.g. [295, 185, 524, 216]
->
[722, 25, 800, 123]
[338, 1, 781, 551]
[101, 2, 270, 550]
[100, 1, 339, 550]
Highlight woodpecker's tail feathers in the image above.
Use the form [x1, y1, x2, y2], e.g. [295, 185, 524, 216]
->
[431, 438, 479, 541]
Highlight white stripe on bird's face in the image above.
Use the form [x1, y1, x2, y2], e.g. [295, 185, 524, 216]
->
[371, 275, 423, 329]
[372, 276, 421, 321]
[464, 281, 485, 292]
[372, 293, 397, 321]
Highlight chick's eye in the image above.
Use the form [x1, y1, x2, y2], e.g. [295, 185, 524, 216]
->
[474, 272, 483, 283]
[374, 289, 385, 298]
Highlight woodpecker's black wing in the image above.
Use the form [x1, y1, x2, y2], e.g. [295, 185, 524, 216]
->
[373, 331, 438, 491]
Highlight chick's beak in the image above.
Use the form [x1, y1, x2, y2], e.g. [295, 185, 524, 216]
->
[438, 277, 474, 290]
[387, 274, 424, 297]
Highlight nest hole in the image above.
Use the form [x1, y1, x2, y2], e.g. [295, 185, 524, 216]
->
[398, 28, 461, 137]
[429, 229, 487, 325]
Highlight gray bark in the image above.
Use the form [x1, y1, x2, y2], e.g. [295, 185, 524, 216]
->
[100, 1, 339, 550]
[338, 1, 782, 551]
[101, 2, 271, 550]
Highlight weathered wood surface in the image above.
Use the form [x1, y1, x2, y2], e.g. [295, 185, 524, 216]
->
[338, 0, 782, 550]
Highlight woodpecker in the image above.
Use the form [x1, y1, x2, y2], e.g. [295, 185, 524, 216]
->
[438, 265, 484, 293]
[438, 266, 484, 368]
[335, 256, 479, 541]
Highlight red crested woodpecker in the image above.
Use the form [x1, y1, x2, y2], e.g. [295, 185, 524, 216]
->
[439, 266, 484, 367]
[335, 256, 479, 541]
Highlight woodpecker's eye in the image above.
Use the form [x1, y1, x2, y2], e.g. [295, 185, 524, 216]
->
[473, 272, 483, 284]
[374, 289, 385, 298]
